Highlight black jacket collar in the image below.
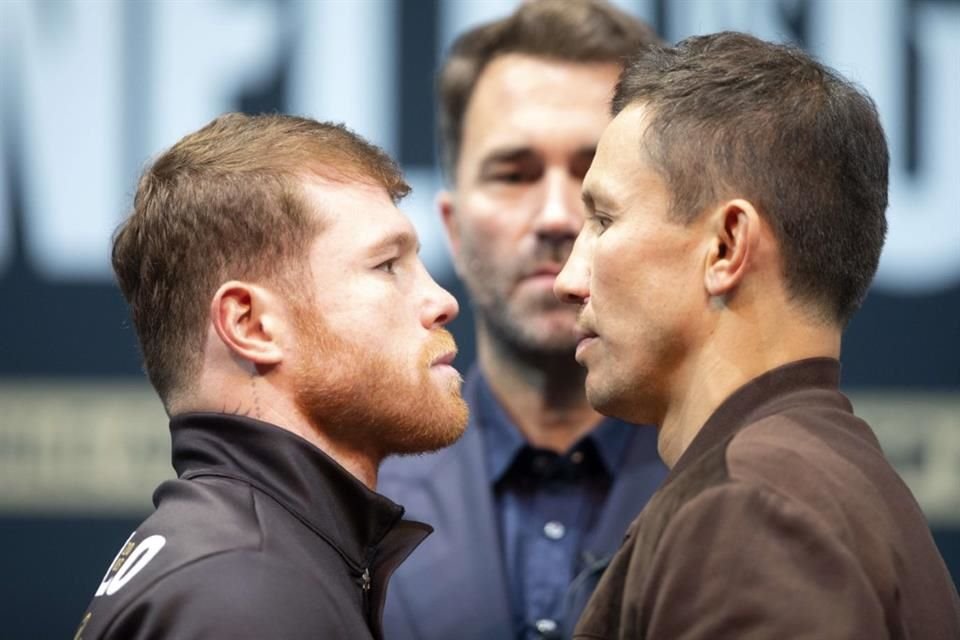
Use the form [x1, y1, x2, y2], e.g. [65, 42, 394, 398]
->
[167, 412, 419, 570]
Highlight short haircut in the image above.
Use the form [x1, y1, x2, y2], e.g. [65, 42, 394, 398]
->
[438, 0, 660, 180]
[112, 113, 409, 403]
[613, 32, 889, 325]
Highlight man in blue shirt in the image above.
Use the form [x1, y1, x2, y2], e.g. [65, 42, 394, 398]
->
[379, 3, 666, 639]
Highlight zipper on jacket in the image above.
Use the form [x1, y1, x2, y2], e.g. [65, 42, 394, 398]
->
[361, 567, 371, 614]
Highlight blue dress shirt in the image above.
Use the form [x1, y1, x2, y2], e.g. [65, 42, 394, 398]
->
[475, 375, 636, 640]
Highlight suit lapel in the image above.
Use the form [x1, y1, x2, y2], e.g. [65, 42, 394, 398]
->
[583, 424, 664, 557]
[386, 409, 514, 640]
[562, 425, 666, 635]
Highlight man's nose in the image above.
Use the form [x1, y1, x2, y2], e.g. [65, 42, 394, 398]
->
[554, 231, 591, 305]
[421, 270, 460, 329]
[534, 170, 583, 244]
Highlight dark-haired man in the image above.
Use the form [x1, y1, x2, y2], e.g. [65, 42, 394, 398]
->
[556, 32, 960, 638]
[379, 2, 665, 639]
[74, 114, 468, 640]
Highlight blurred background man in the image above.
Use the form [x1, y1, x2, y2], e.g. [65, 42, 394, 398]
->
[378, 3, 666, 639]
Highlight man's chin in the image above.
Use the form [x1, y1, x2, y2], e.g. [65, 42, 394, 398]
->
[585, 377, 620, 418]
[386, 394, 469, 456]
[515, 330, 580, 358]
[489, 315, 579, 355]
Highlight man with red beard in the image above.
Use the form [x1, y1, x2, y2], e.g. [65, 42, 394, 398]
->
[74, 113, 468, 640]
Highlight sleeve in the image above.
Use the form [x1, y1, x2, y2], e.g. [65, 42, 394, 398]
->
[635, 482, 889, 640]
[99, 551, 358, 640]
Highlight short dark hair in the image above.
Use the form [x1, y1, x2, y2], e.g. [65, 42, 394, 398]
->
[613, 32, 888, 325]
[438, 0, 660, 180]
[112, 113, 409, 403]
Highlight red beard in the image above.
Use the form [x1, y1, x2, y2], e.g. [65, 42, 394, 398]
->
[291, 309, 468, 461]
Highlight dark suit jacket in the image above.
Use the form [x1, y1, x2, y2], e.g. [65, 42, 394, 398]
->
[380, 369, 666, 640]
[575, 358, 960, 639]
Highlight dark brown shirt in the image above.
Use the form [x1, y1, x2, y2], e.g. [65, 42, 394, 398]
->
[575, 358, 960, 639]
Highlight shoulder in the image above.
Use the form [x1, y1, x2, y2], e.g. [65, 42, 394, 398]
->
[630, 480, 886, 638]
[77, 476, 274, 639]
[665, 478, 834, 543]
[724, 410, 895, 530]
[81, 550, 358, 639]
[100, 476, 265, 592]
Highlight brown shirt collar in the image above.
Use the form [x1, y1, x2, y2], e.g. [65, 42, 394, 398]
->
[669, 357, 844, 480]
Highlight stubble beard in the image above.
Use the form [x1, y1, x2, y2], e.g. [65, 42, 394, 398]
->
[465, 267, 581, 367]
[291, 311, 468, 461]
[480, 296, 579, 361]
[460, 237, 581, 367]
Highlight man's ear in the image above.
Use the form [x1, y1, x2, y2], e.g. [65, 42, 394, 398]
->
[210, 281, 285, 366]
[704, 199, 760, 297]
[437, 190, 460, 256]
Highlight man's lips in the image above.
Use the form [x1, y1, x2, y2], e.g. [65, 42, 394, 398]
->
[574, 327, 598, 362]
[431, 351, 457, 367]
[521, 264, 564, 280]
[574, 326, 598, 342]
[517, 266, 564, 293]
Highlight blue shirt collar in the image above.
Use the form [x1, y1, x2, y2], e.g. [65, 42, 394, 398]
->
[469, 367, 634, 485]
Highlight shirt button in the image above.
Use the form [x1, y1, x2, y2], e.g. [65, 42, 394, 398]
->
[570, 451, 584, 464]
[535, 618, 558, 636]
[543, 520, 566, 540]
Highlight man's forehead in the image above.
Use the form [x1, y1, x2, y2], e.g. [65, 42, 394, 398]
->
[476, 54, 621, 106]
[585, 107, 654, 206]
[299, 177, 417, 244]
[299, 176, 397, 222]
[460, 55, 621, 159]
[300, 175, 391, 202]
[594, 105, 651, 167]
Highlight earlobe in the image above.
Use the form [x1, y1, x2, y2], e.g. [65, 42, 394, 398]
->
[704, 200, 758, 297]
[437, 190, 460, 255]
[211, 281, 285, 367]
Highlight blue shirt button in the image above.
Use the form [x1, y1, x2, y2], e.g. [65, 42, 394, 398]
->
[543, 521, 566, 540]
[536, 618, 558, 634]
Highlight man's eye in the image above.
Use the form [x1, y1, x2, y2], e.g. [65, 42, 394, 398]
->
[596, 216, 611, 233]
[488, 164, 541, 184]
[376, 259, 397, 274]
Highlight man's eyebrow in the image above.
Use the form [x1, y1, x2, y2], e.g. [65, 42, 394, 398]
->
[582, 183, 615, 214]
[478, 146, 536, 171]
[582, 189, 596, 213]
[367, 229, 419, 255]
[573, 145, 598, 159]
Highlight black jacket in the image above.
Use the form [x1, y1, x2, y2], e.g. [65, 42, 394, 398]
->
[75, 413, 432, 640]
